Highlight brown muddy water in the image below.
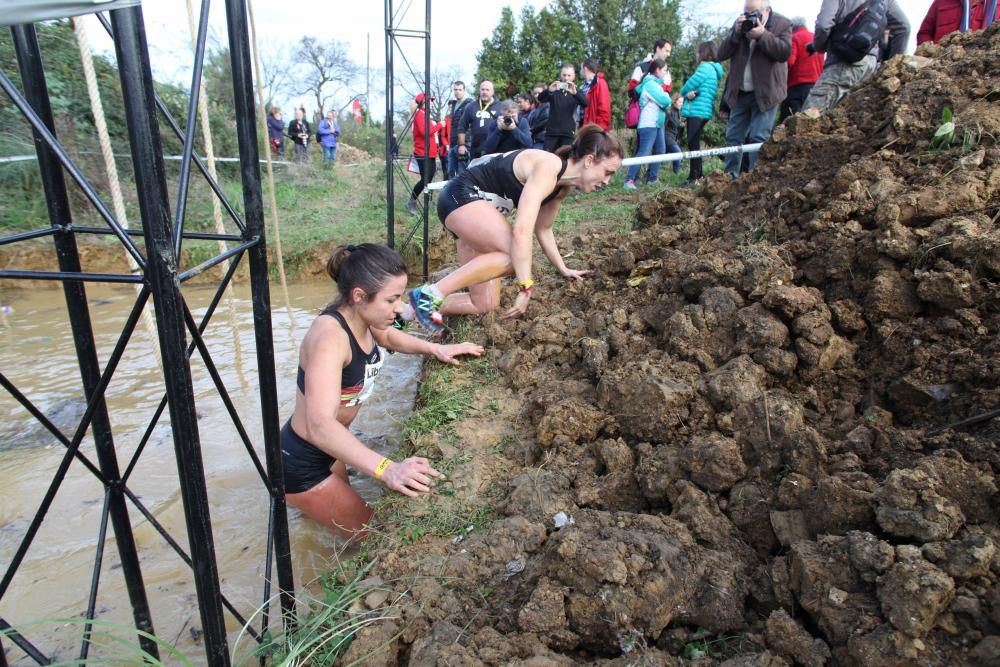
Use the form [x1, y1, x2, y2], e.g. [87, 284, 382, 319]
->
[0, 281, 422, 664]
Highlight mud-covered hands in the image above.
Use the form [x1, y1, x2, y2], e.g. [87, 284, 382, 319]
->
[380, 457, 443, 496]
[561, 267, 590, 281]
[432, 342, 484, 365]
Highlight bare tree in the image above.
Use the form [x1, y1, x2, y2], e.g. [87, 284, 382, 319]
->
[260, 42, 293, 109]
[293, 37, 359, 116]
[400, 65, 467, 121]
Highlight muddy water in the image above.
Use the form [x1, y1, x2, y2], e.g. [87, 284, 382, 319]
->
[0, 281, 422, 664]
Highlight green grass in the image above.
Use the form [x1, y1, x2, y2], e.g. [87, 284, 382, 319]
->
[2, 147, 726, 281]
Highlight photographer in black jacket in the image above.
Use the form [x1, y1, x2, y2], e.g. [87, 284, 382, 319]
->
[537, 65, 588, 153]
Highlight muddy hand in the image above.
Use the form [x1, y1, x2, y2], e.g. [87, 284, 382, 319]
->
[561, 268, 590, 281]
[501, 290, 532, 320]
[381, 457, 443, 497]
[433, 342, 484, 365]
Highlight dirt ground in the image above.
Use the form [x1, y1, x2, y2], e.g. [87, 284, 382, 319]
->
[346, 25, 1000, 666]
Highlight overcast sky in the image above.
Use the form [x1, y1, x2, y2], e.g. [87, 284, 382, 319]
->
[84, 0, 933, 114]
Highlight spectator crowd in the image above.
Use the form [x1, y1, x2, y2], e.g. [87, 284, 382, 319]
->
[267, 0, 995, 196]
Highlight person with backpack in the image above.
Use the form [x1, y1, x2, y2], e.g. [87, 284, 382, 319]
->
[625, 39, 672, 131]
[623, 59, 671, 190]
[679, 42, 725, 183]
[804, 0, 887, 112]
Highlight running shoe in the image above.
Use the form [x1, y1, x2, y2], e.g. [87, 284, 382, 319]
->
[408, 285, 444, 336]
[624, 180, 637, 191]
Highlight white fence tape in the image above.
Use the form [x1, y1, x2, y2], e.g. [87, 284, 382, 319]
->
[424, 142, 762, 191]
[0, 154, 293, 165]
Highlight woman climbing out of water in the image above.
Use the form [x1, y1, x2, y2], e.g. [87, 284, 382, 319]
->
[283, 243, 483, 541]
[403, 124, 624, 335]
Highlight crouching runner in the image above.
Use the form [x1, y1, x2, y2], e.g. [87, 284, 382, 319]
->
[404, 123, 624, 334]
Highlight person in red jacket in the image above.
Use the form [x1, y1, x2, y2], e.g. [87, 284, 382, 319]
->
[438, 100, 453, 178]
[780, 16, 825, 122]
[581, 58, 611, 130]
[407, 92, 444, 215]
[918, 0, 996, 44]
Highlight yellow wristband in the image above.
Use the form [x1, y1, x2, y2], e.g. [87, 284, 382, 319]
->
[517, 279, 535, 290]
[374, 457, 392, 481]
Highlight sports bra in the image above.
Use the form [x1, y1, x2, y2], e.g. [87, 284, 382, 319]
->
[466, 149, 568, 212]
[296, 310, 384, 407]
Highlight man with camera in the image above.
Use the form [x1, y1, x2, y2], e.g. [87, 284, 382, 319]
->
[287, 107, 311, 163]
[481, 99, 533, 154]
[457, 80, 499, 161]
[717, 0, 792, 177]
[537, 64, 589, 153]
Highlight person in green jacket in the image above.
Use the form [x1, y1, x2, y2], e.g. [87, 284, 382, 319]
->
[624, 59, 673, 189]
[679, 42, 725, 183]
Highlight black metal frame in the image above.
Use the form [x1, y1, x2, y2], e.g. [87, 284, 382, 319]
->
[0, 3, 294, 664]
[385, 0, 432, 280]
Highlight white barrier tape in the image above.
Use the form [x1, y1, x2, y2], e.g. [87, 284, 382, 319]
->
[0, 154, 293, 165]
[424, 143, 763, 191]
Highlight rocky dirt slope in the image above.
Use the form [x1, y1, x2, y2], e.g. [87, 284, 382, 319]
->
[350, 25, 1000, 666]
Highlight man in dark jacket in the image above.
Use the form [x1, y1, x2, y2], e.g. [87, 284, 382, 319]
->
[717, 0, 792, 177]
[482, 100, 532, 154]
[537, 64, 588, 153]
[527, 84, 549, 149]
[447, 80, 474, 178]
[457, 80, 499, 160]
[287, 108, 311, 162]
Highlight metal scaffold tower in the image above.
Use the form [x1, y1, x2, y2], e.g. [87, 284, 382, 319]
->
[0, 1, 295, 664]
[385, 0, 433, 279]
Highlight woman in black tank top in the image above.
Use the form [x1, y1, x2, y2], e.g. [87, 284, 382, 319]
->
[406, 124, 624, 336]
[284, 244, 482, 542]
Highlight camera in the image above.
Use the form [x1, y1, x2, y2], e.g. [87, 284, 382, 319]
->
[557, 82, 568, 91]
[502, 116, 514, 127]
[741, 10, 762, 32]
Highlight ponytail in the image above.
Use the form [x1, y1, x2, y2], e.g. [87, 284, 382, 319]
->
[555, 123, 625, 163]
[324, 243, 408, 310]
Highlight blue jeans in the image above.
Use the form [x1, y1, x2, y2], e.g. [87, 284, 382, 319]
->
[322, 144, 337, 162]
[447, 146, 468, 179]
[625, 126, 665, 184]
[665, 140, 682, 174]
[724, 91, 777, 175]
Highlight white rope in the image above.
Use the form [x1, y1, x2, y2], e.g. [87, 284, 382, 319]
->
[424, 143, 764, 191]
[73, 16, 162, 367]
[246, 0, 295, 332]
[1, 155, 294, 164]
[185, 0, 247, 389]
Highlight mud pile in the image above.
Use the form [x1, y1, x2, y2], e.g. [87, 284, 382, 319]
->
[335, 141, 377, 164]
[353, 26, 1000, 666]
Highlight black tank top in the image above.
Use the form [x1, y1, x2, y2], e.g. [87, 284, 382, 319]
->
[296, 310, 384, 407]
[466, 149, 568, 211]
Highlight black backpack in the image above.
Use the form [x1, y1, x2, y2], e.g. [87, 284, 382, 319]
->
[830, 0, 888, 63]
